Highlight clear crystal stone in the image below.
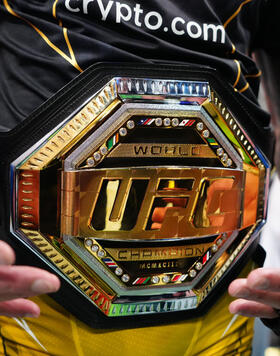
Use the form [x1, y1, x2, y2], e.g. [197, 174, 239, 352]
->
[163, 118, 171, 126]
[226, 159, 232, 167]
[162, 275, 170, 283]
[91, 244, 99, 252]
[202, 130, 210, 138]
[222, 153, 228, 162]
[126, 120, 135, 129]
[196, 122, 204, 131]
[100, 146, 108, 155]
[151, 276, 160, 284]
[85, 239, 93, 247]
[121, 274, 130, 283]
[189, 269, 197, 278]
[115, 267, 123, 276]
[97, 250, 105, 257]
[155, 118, 163, 126]
[86, 157, 95, 166]
[93, 152, 101, 161]
[211, 244, 218, 252]
[172, 118, 179, 127]
[119, 127, 127, 136]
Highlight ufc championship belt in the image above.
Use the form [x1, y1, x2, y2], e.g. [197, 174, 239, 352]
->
[0, 63, 273, 328]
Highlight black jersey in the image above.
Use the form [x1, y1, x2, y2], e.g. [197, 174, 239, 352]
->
[0, 0, 279, 131]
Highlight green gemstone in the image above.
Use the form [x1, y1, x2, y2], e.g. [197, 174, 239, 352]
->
[107, 137, 114, 149]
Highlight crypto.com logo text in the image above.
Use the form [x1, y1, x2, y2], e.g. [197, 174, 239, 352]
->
[64, 0, 226, 43]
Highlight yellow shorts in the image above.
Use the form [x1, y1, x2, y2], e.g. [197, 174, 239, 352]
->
[0, 262, 255, 356]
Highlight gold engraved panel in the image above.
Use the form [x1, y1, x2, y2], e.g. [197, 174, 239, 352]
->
[107, 143, 216, 159]
[105, 243, 213, 261]
[61, 167, 245, 239]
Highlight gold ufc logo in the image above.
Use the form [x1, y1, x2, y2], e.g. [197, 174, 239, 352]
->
[61, 167, 244, 240]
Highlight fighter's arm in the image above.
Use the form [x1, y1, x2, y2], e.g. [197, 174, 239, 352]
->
[0, 240, 60, 317]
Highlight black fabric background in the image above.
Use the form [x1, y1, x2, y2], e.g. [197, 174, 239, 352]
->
[0, 0, 279, 131]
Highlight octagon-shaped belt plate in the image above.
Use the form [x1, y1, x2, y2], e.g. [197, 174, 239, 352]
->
[11, 67, 270, 319]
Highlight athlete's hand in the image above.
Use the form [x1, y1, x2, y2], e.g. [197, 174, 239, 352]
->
[228, 268, 280, 319]
[0, 240, 60, 318]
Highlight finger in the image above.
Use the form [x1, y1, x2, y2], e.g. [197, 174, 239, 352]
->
[0, 241, 16, 265]
[0, 265, 60, 301]
[0, 298, 40, 318]
[228, 278, 247, 296]
[229, 299, 279, 319]
[247, 268, 280, 291]
[228, 277, 280, 309]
